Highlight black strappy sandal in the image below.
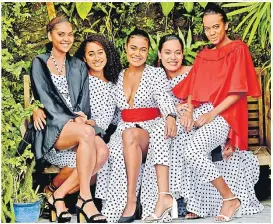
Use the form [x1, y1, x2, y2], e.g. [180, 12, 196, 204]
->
[47, 194, 72, 223]
[44, 181, 58, 197]
[76, 195, 107, 223]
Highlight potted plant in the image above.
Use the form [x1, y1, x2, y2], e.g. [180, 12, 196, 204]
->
[1, 79, 44, 223]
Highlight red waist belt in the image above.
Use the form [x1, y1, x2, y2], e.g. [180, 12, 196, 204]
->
[121, 108, 160, 122]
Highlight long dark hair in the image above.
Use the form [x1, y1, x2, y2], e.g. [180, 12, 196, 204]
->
[74, 34, 122, 84]
[155, 34, 184, 67]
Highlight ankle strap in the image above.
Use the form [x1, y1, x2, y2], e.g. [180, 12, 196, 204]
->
[158, 192, 173, 196]
[49, 182, 58, 191]
[52, 194, 65, 206]
[223, 196, 239, 201]
[78, 195, 93, 210]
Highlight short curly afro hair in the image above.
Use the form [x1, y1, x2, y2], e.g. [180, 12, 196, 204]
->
[74, 34, 122, 84]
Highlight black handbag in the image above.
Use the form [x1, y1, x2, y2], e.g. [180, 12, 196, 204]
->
[16, 122, 35, 156]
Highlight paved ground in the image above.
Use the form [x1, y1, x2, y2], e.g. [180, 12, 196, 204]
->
[39, 198, 271, 223]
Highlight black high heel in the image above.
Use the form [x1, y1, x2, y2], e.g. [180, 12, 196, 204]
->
[118, 201, 142, 223]
[47, 194, 71, 223]
[75, 195, 107, 223]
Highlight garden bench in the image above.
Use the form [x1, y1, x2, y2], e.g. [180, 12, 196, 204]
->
[21, 68, 271, 176]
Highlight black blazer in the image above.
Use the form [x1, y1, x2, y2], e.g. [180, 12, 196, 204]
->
[29, 52, 90, 159]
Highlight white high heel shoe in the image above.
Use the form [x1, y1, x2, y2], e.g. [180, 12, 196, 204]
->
[215, 196, 242, 222]
[143, 192, 178, 223]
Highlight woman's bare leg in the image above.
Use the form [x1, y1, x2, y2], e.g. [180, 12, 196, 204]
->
[49, 136, 109, 196]
[121, 128, 149, 217]
[48, 122, 102, 219]
[212, 177, 241, 221]
[52, 167, 74, 187]
[150, 165, 173, 217]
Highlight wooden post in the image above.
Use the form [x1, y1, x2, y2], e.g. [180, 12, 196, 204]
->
[264, 69, 271, 151]
[24, 75, 30, 109]
[255, 67, 265, 146]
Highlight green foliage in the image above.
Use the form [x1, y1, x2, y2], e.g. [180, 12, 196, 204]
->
[75, 2, 93, 20]
[223, 2, 271, 48]
[160, 2, 174, 16]
[160, 2, 174, 33]
[178, 27, 207, 65]
[184, 2, 194, 13]
[2, 78, 43, 222]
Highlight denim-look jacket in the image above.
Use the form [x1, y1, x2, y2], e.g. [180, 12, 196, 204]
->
[29, 52, 90, 159]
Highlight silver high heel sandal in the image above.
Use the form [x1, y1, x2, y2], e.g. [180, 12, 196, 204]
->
[143, 192, 178, 223]
[215, 196, 242, 222]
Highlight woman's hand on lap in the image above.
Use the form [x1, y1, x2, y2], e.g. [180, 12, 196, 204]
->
[165, 116, 177, 138]
[33, 108, 47, 131]
[195, 111, 216, 127]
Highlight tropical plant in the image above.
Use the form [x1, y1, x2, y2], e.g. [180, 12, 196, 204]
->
[178, 27, 207, 65]
[1, 78, 43, 222]
[147, 32, 161, 65]
[222, 2, 271, 48]
[160, 2, 174, 33]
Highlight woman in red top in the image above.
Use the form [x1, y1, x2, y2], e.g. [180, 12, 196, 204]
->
[173, 3, 261, 222]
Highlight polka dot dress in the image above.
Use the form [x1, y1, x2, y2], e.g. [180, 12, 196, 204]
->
[50, 74, 72, 109]
[95, 65, 176, 222]
[169, 71, 264, 217]
[43, 74, 76, 168]
[44, 74, 120, 169]
[168, 71, 194, 216]
[89, 76, 120, 124]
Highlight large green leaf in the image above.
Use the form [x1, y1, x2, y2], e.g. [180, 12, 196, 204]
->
[226, 4, 257, 17]
[177, 27, 185, 47]
[186, 27, 192, 49]
[160, 2, 174, 17]
[184, 2, 194, 13]
[76, 2, 92, 20]
[223, 2, 270, 47]
[222, 2, 254, 7]
[198, 2, 208, 8]
[247, 3, 268, 46]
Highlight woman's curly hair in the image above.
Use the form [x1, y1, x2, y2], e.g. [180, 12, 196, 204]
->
[74, 34, 122, 84]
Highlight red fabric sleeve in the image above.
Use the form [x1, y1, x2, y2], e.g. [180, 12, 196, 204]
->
[227, 44, 261, 97]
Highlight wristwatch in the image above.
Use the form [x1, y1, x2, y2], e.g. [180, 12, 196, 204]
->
[167, 113, 177, 120]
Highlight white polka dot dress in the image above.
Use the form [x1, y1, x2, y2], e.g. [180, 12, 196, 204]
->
[169, 71, 264, 217]
[43, 74, 76, 168]
[168, 71, 194, 216]
[89, 76, 120, 124]
[44, 74, 120, 168]
[95, 65, 176, 222]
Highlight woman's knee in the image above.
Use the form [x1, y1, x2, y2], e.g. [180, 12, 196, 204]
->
[122, 128, 140, 146]
[78, 125, 95, 142]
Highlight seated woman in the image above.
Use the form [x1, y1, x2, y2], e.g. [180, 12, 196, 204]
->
[155, 34, 194, 217]
[35, 34, 122, 198]
[158, 33, 264, 219]
[94, 28, 178, 223]
[30, 15, 109, 223]
[172, 3, 263, 222]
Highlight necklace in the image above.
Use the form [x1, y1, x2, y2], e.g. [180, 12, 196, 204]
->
[50, 51, 66, 75]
